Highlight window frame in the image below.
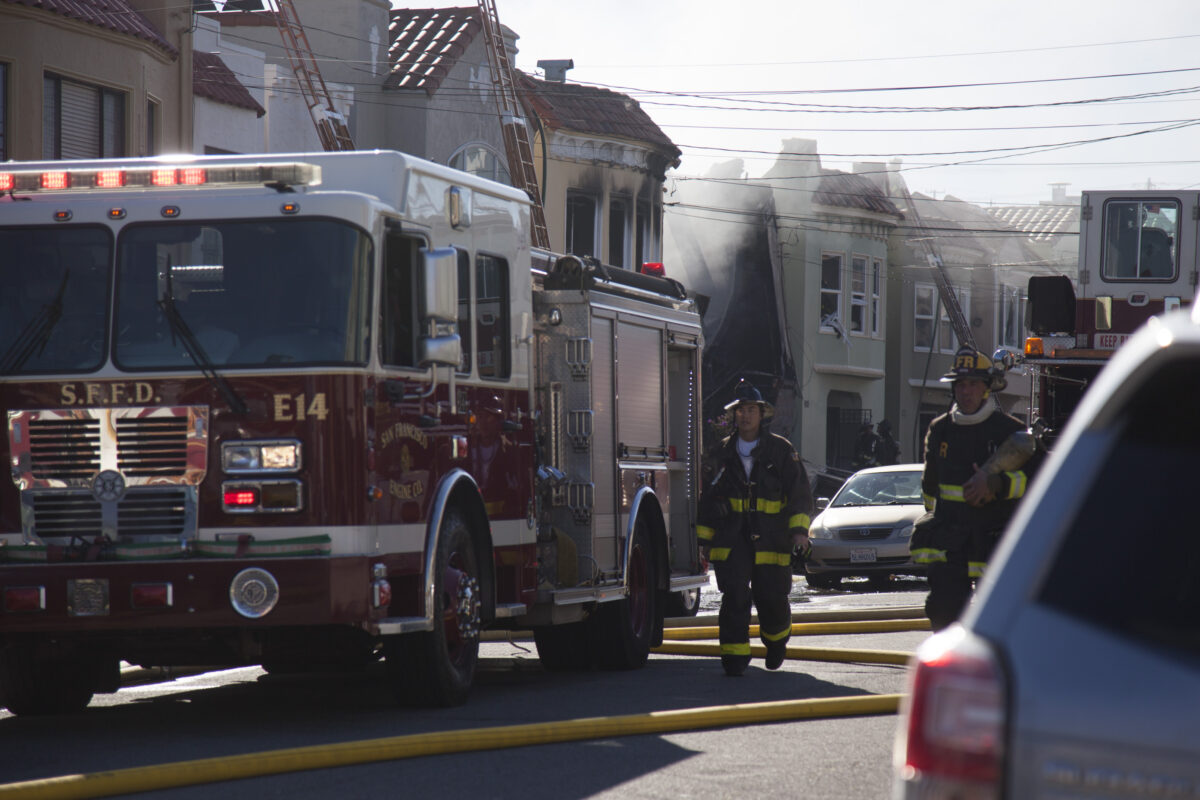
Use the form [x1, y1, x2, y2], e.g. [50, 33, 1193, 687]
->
[870, 258, 883, 337]
[820, 252, 844, 334]
[566, 190, 598, 259]
[849, 254, 868, 335]
[608, 195, 631, 268]
[474, 251, 511, 380]
[42, 72, 127, 159]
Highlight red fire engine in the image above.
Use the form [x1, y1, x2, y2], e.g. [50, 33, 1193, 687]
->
[0, 151, 706, 714]
[1021, 190, 1195, 445]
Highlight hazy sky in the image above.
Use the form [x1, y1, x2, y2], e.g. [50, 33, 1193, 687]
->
[394, 0, 1200, 207]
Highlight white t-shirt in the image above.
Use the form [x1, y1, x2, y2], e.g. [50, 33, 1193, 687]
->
[736, 436, 757, 478]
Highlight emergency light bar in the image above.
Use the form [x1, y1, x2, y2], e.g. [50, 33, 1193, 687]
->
[0, 162, 319, 194]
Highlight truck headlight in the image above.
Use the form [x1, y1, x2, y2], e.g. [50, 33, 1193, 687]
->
[223, 440, 301, 473]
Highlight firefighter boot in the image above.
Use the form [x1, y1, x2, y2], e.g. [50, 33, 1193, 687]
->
[765, 641, 787, 670]
[722, 654, 750, 677]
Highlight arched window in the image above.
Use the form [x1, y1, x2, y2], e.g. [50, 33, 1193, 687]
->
[448, 144, 511, 186]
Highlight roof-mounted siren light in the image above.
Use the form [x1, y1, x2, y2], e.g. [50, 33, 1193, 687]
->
[639, 262, 665, 277]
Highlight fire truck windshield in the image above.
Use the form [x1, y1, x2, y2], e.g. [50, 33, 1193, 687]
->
[0, 225, 112, 374]
[115, 219, 371, 370]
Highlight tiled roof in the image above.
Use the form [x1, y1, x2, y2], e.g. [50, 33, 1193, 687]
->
[518, 73, 680, 161]
[193, 51, 265, 117]
[985, 203, 1079, 242]
[815, 170, 903, 217]
[386, 7, 481, 94]
[3, 0, 176, 55]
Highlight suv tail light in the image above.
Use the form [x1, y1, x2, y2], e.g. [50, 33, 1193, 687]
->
[894, 625, 1006, 799]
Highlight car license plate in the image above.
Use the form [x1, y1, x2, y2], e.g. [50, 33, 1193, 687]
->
[849, 548, 877, 564]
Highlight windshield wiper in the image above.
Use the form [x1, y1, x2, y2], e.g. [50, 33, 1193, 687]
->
[0, 271, 68, 375]
[158, 269, 247, 415]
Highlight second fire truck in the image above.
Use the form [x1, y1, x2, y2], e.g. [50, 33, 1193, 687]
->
[1021, 189, 1196, 445]
[0, 150, 706, 714]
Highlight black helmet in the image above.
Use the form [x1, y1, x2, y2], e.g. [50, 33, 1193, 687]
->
[723, 378, 774, 417]
[941, 346, 1007, 392]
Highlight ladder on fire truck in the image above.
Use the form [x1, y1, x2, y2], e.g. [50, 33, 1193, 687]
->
[476, 0, 551, 249]
[900, 185, 975, 350]
[270, 0, 355, 151]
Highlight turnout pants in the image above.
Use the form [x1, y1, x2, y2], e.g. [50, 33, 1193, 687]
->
[713, 533, 793, 671]
[915, 520, 1001, 631]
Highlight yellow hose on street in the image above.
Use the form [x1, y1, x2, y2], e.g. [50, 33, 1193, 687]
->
[653, 641, 913, 666]
[663, 618, 930, 640]
[0, 693, 902, 800]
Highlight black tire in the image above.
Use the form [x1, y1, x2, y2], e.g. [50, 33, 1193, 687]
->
[665, 586, 701, 618]
[0, 646, 101, 716]
[533, 620, 595, 671]
[592, 518, 658, 670]
[387, 509, 481, 707]
[805, 573, 842, 591]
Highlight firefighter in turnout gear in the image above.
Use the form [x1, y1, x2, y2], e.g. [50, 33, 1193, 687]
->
[914, 347, 1042, 631]
[698, 379, 813, 676]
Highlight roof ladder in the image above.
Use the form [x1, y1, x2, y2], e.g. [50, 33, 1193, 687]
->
[271, 0, 355, 151]
[477, 0, 551, 249]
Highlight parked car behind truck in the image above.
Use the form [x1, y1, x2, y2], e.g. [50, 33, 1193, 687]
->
[802, 464, 925, 590]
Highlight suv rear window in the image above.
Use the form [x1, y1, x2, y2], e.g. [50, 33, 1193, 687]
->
[1037, 357, 1200, 662]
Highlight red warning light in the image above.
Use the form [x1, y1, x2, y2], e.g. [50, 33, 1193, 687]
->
[41, 172, 70, 190]
[179, 168, 206, 186]
[0, 173, 13, 192]
[640, 262, 666, 277]
[224, 489, 259, 507]
[151, 169, 177, 187]
[95, 170, 125, 188]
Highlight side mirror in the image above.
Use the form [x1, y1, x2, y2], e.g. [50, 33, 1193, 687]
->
[419, 334, 461, 368]
[419, 247, 458, 323]
[816, 497, 829, 512]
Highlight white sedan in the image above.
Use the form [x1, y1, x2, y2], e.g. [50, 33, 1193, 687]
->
[802, 464, 926, 591]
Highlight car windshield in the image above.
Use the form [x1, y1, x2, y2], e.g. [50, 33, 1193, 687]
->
[831, 470, 923, 507]
[115, 219, 372, 369]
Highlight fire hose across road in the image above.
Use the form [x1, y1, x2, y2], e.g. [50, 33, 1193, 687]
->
[0, 606, 927, 800]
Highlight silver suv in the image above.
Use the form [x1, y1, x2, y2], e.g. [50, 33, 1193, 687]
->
[894, 307, 1200, 798]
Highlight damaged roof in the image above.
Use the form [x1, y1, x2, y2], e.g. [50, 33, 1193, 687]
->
[386, 7, 481, 94]
[193, 51, 265, 117]
[985, 203, 1079, 242]
[815, 170, 903, 217]
[2, 0, 176, 55]
[518, 73, 681, 163]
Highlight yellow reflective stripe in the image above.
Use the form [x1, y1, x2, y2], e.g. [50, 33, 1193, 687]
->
[968, 560, 987, 578]
[721, 643, 752, 656]
[727, 498, 786, 514]
[697, 525, 715, 542]
[1005, 470, 1027, 499]
[911, 547, 946, 564]
[923, 493, 935, 512]
[761, 625, 791, 642]
[939, 484, 966, 502]
[754, 551, 792, 566]
[708, 547, 732, 562]
[789, 513, 811, 530]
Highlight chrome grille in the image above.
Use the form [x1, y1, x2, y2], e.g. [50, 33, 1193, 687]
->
[28, 418, 101, 480]
[835, 526, 894, 541]
[30, 487, 193, 538]
[117, 416, 190, 476]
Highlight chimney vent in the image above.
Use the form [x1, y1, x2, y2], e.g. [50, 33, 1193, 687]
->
[537, 59, 574, 82]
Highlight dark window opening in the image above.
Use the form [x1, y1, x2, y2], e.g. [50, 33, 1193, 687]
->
[475, 254, 510, 379]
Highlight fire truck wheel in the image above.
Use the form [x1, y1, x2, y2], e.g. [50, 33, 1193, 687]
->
[533, 619, 595, 671]
[592, 517, 658, 670]
[386, 508, 480, 707]
[665, 586, 701, 618]
[0, 646, 101, 716]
